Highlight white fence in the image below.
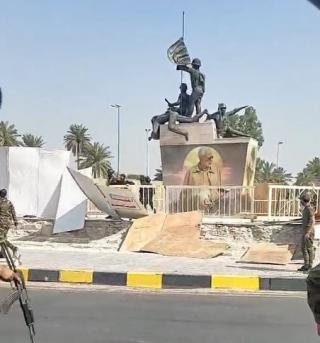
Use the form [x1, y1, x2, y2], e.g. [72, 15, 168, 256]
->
[165, 186, 254, 217]
[265, 185, 320, 218]
[87, 184, 320, 219]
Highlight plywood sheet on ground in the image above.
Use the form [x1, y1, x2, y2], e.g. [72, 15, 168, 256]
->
[119, 213, 166, 252]
[120, 211, 228, 259]
[163, 212, 202, 238]
[143, 234, 228, 259]
[239, 243, 296, 265]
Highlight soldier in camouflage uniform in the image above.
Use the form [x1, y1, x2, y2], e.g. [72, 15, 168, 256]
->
[298, 193, 315, 272]
[0, 189, 18, 254]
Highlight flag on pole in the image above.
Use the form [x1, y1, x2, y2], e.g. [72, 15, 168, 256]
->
[167, 37, 191, 65]
[308, 0, 320, 10]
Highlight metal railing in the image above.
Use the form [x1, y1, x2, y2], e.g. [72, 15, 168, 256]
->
[266, 185, 320, 218]
[128, 184, 166, 213]
[86, 184, 320, 219]
[165, 186, 254, 217]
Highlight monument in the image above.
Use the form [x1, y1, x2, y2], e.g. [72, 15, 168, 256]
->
[148, 37, 258, 213]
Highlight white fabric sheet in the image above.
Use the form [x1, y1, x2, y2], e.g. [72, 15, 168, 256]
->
[37, 150, 72, 218]
[8, 147, 40, 216]
[0, 147, 9, 190]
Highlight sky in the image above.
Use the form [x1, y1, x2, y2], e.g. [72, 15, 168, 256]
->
[1, 0, 320, 177]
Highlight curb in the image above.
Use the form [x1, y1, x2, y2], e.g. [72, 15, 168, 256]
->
[19, 268, 308, 292]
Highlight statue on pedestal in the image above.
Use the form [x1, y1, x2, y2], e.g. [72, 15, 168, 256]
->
[148, 83, 205, 141]
[176, 58, 205, 115]
[147, 37, 253, 142]
[205, 103, 249, 138]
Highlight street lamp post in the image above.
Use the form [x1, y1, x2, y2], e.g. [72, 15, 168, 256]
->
[111, 104, 121, 175]
[145, 128, 151, 177]
[276, 141, 284, 168]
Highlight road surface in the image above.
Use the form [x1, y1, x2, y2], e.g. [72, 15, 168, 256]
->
[0, 288, 318, 343]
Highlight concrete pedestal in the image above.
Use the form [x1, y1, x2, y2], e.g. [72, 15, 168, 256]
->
[159, 122, 258, 187]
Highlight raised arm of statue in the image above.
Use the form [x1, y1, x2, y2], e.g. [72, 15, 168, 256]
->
[227, 105, 248, 117]
[176, 65, 191, 73]
[205, 110, 219, 121]
[165, 95, 181, 107]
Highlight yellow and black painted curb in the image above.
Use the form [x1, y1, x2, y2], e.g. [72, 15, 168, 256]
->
[18, 268, 307, 291]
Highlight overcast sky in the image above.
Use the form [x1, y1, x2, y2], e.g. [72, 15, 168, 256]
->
[1, 0, 320, 177]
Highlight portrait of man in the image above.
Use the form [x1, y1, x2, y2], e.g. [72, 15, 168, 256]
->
[179, 147, 223, 213]
[183, 147, 222, 186]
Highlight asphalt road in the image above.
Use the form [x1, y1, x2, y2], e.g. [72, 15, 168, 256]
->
[0, 288, 318, 343]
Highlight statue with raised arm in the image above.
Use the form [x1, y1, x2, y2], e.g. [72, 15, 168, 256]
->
[205, 103, 249, 138]
[176, 58, 205, 115]
[148, 83, 205, 141]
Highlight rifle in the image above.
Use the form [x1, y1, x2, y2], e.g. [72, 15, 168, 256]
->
[0, 240, 36, 343]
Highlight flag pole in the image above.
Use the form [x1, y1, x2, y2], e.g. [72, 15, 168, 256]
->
[180, 11, 185, 84]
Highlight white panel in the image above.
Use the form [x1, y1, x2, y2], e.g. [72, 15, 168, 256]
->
[53, 169, 87, 234]
[38, 150, 71, 219]
[8, 147, 39, 216]
[97, 185, 148, 219]
[68, 167, 119, 218]
[0, 147, 9, 190]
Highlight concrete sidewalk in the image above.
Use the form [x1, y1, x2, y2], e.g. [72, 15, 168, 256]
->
[9, 244, 310, 292]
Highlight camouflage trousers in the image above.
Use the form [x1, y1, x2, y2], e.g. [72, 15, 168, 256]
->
[302, 233, 315, 267]
[0, 223, 16, 252]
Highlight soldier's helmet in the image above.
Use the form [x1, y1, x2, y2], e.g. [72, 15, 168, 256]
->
[300, 192, 311, 203]
[0, 189, 7, 198]
[191, 58, 201, 67]
[180, 83, 188, 91]
[218, 103, 227, 110]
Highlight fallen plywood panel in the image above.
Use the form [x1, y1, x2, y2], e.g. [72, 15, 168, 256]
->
[143, 234, 228, 259]
[163, 211, 202, 237]
[120, 213, 166, 252]
[120, 211, 228, 259]
[239, 243, 296, 265]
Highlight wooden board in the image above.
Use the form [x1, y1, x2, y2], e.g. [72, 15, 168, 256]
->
[119, 213, 166, 252]
[143, 234, 229, 259]
[239, 243, 296, 265]
[120, 211, 228, 259]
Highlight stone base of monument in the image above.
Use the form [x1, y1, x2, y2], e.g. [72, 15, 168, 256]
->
[160, 121, 258, 187]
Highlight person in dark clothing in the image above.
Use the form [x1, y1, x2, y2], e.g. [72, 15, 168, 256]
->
[298, 193, 315, 272]
[139, 176, 154, 211]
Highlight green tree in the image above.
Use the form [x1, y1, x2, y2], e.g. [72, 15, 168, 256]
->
[153, 167, 163, 181]
[228, 106, 264, 148]
[296, 157, 320, 186]
[80, 142, 112, 178]
[255, 158, 292, 184]
[22, 134, 45, 147]
[0, 121, 20, 146]
[63, 124, 91, 168]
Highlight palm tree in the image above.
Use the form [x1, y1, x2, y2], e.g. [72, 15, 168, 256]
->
[255, 159, 275, 184]
[63, 124, 91, 168]
[154, 167, 163, 181]
[80, 142, 112, 178]
[0, 121, 20, 146]
[22, 134, 45, 147]
[272, 167, 292, 185]
[255, 158, 292, 185]
[296, 157, 320, 186]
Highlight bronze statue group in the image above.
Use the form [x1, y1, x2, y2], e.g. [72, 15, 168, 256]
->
[148, 38, 249, 141]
